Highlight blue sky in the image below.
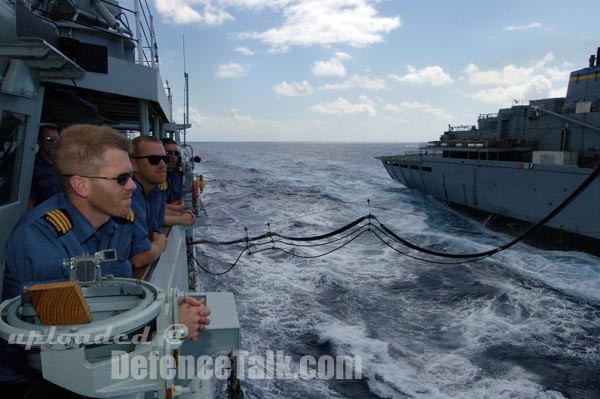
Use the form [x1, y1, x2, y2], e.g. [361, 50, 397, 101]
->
[142, 0, 599, 142]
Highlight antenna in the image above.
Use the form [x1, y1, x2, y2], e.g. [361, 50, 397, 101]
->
[183, 35, 189, 145]
[165, 80, 173, 122]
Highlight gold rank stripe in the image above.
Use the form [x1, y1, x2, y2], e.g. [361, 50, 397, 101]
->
[43, 209, 73, 236]
[49, 210, 70, 232]
[569, 72, 600, 83]
[126, 210, 135, 222]
[160, 182, 168, 191]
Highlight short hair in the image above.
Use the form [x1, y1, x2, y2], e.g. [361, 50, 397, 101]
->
[161, 138, 177, 146]
[132, 135, 163, 156]
[53, 124, 132, 191]
[38, 124, 59, 139]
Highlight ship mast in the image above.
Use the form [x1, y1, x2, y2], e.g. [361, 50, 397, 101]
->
[183, 35, 189, 145]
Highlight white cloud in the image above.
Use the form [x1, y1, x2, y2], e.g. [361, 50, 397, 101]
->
[312, 53, 352, 77]
[155, 1, 400, 49]
[319, 75, 388, 91]
[155, 0, 402, 43]
[464, 52, 570, 104]
[313, 60, 346, 77]
[239, 1, 400, 50]
[384, 101, 453, 120]
[235, 46, 255, 56]
[389, 65, 453, 86]
[464, 63, 530, 85]
[179, 106, 264, 131]
[155, 0, 234, 25]
[333, 52, 351, 61]
[215, 63, 250, 78]
[310, 95, 376, 116]
[273, 81, 314, 96]
[229, 108, 253, 126]
[503, 22, 544, 31]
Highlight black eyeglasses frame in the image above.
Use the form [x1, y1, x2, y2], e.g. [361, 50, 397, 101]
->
[133, 155, 170, 165]
[62, 172, 134, 186]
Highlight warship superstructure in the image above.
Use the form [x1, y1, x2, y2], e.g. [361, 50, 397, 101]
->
[0, 1, 239, 397]
[380, 47, 600, 249]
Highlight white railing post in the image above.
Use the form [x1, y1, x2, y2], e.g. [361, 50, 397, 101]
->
[134, 0, 143, 65]
[150, 13, 156, 68]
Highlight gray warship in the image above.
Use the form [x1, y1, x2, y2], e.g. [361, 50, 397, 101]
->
[379, 47, 600, 252]
[0, 1, 239, 398]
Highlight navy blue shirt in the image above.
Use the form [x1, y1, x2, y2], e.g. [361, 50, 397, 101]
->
[130, 178, 166, 257]
[1, 193, 134, 383]
[3, 193, 134, 300]
[166, 166, 184, 203]
[29, 152, 61, 205]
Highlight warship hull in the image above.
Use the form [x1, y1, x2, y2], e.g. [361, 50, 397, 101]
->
[380, 154, 600, 242]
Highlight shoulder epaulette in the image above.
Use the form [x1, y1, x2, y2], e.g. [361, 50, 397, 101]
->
[124, 209, 135, 223]
[115, 209, 135, 224]
[160, 182, 168, 191]
[41, 209, 73, 236]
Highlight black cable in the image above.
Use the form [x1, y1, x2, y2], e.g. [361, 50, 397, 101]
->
[272, 215, 369, 242]
[272, 224, 370, 248]
[187, 215, 369, 246]
[250, 229, 370, 259]
[369, 226, 487, 265]
[190, 246, 247, 275]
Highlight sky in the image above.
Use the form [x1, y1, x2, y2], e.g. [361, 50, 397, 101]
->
[138, 0, 599, 142]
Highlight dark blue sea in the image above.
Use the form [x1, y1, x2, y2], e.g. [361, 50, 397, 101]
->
[190, 142, 600, 399]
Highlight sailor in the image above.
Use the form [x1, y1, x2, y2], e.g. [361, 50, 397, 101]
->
[28, 124, 62, 208]
[161, 138, 196, 226]
[0, 125, 210, 397]
[129, 136, 170, 268]
[162, 138, 185, 211]
[4, 125, 135, 300]
[1, 125, 138, 397]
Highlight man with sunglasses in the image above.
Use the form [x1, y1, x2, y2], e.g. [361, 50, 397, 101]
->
[129, 136, 170, 268]
[162, 138, 185, 212]
[2, 125, 141, 395]
[28, 124, 62, 208]
[1, 125, 211, 397]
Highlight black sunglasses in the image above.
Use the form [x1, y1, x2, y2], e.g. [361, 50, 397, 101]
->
[62, 172, 134, 186]
[166, 150, 180, 157]
[133, 155, 170, 165]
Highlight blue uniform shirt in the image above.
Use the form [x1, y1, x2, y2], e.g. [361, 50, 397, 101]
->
[2, 193, 134, 300]
[1, 193, 134, 383]
[166, 166, 184, 203]
[29, 152, 61, 205]
[130, 178, 166, 256]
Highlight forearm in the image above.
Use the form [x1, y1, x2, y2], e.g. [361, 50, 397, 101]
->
[130, 242, 164, 268]
[164, 213, 193, 226]
[166, 200, 185, 213]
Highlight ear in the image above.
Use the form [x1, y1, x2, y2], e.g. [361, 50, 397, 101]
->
[131, 157, 140, 172]
[69, 175, 90, 198]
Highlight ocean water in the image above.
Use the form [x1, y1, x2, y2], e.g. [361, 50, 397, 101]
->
[190, 142, 600, 399]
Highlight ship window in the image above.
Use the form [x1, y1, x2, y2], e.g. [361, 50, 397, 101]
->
[401, 163, 408, 168]
[0, 111, 27, 206]
[410, 165, 419, 170]
[421, 166, 432, 172]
